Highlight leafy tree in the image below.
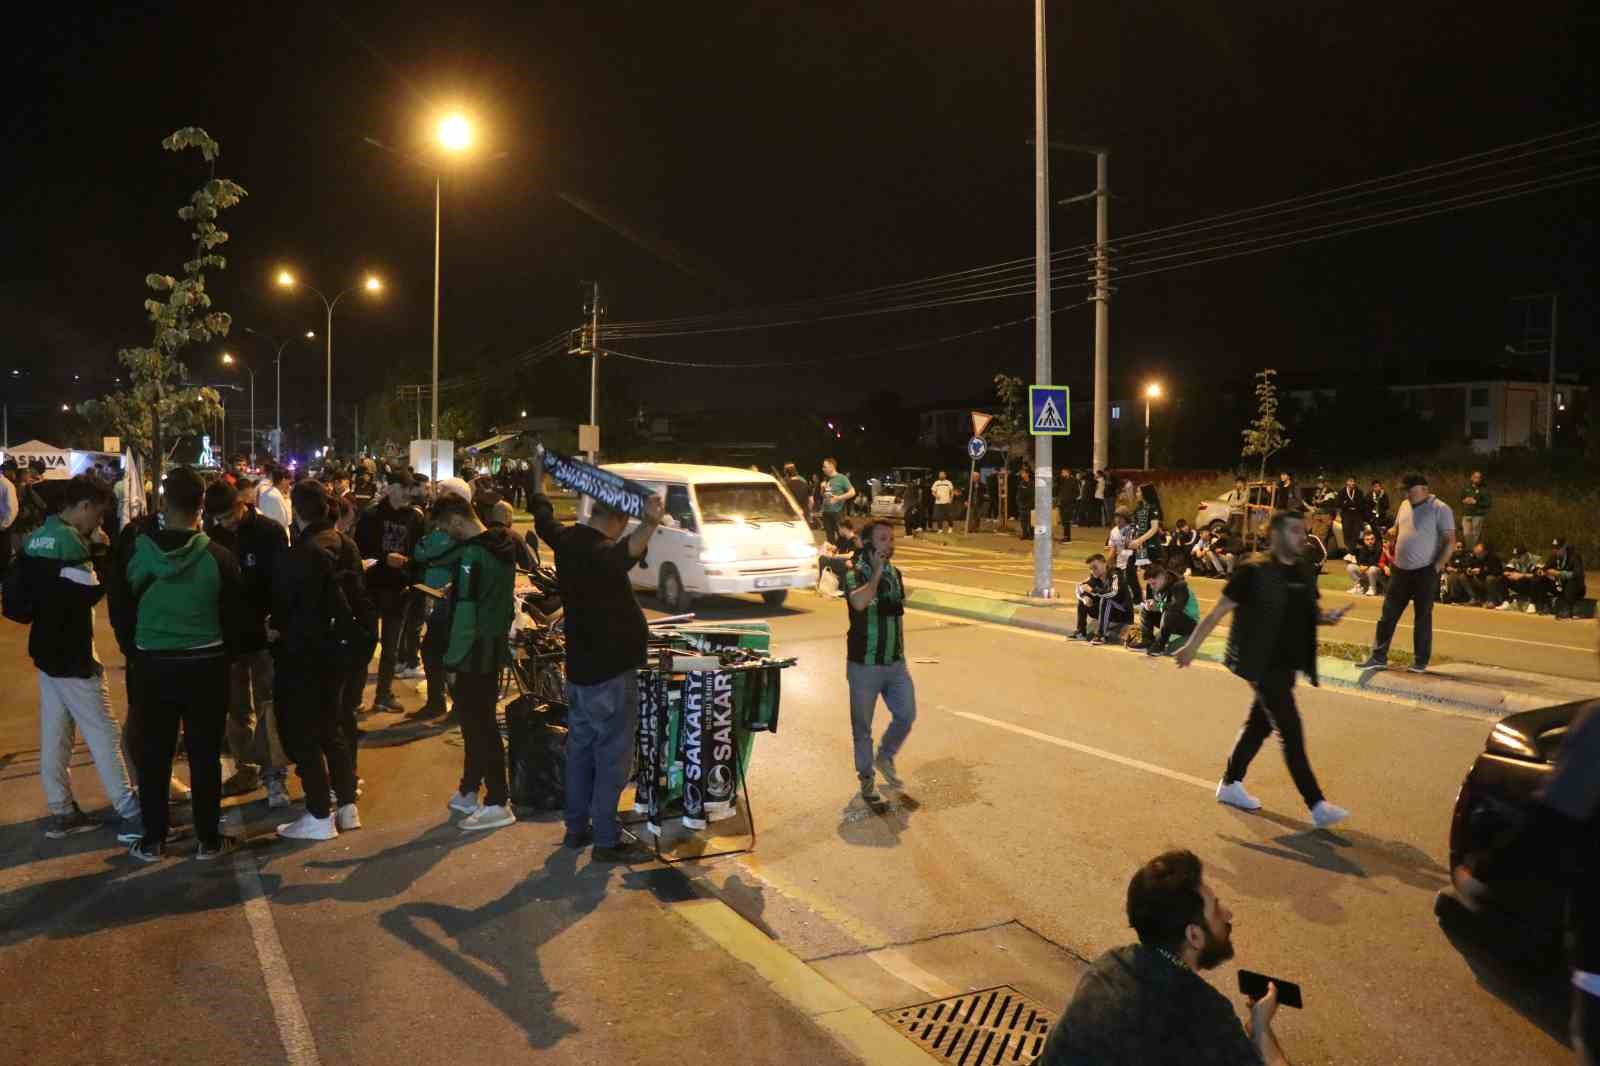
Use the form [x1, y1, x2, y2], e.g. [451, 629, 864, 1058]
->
[78, 128, 243, 503]
[1240, 368, 1291, 481]
[990, 373, 1028, 456]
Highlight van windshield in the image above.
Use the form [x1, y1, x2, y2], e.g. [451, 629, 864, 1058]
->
[694, 482, 804, 524]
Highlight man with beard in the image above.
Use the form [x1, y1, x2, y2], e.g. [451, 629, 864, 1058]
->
[1038, 849, 1291, 1065]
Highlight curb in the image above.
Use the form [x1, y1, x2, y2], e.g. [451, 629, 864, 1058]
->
[904, 584, 1586, 719]
[670, 897, 930, 1065]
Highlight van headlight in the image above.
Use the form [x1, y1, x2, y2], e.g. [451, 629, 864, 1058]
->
[789, 542, 819, 558]
[699, 545, 738, 564]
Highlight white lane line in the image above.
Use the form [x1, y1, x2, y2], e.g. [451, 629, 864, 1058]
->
[226, 812, 323, 1066]
[950, 710, 1215, 791]
[868, 948, 962, 999]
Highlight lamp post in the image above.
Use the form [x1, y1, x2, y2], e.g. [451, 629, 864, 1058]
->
[429, 112, 476, 483]
[221, 352, 255, 465]
[274, 270, 382, 450]
[1143, 382, 1162, 471]
[243, 327, 315, 460]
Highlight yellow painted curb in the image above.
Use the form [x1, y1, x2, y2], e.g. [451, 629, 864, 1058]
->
[671, 898, 930, 1065]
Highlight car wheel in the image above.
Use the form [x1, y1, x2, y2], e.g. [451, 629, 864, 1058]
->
[658, 565, 692, 613]
[761, 590, 789, 607]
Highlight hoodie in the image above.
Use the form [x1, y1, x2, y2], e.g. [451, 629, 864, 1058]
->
[18, 515, 107, 678]
[355, 497, 426, 606]
[443, 525, 518, 675]
[125, 527, 245, 653]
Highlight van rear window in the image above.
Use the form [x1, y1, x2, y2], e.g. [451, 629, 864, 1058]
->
[694, 483, 803, 524]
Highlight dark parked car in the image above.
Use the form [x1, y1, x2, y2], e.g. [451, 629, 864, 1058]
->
[1438, 700, 1585, 943]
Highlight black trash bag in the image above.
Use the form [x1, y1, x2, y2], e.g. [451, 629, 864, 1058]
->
[507, 696, 569, 810]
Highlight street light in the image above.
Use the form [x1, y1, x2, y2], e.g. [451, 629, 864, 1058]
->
[221, 351, 257, 466]
[274, 269, 384, 449]
[243, 327, 314, 460]
[1143, 381, 1163, 471]
[428, 111, 476, 482]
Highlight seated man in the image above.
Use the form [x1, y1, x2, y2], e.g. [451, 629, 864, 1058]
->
[1501, 544, 1548, 614]
[1345, 529, 1383, 596]
[1189, 528, 1219, 577]
[1208, 529, 1239, 577]
[1441, 540, 1472, 604]
[1070, 554, 1112, 640]
[1092, 560, 1134, 645]
[1377, 532, 1397, 598]
[1462, 541, 1504, 608]
[1038, 849, 1291, 1066]
[1165, 519, 1198, 573]
[1544, 537, 1587, 620]
[1137, 566, 1199, 656]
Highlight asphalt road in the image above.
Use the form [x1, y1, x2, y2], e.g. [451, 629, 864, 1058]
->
[0, 575, 1578, 1065]
[884, 531, 1600, 683]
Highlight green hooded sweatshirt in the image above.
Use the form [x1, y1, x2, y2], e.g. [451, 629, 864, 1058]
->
[412, 527, 464, 590]
[126, 529, 237, 651]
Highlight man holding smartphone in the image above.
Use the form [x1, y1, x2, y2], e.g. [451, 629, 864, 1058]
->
[844, 520, 915, 802]
[1177, 510, 1351, 829]
[1038, 849, 1292, 1065]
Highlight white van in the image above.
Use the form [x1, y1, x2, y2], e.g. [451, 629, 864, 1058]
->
[592, 463, 818, 611]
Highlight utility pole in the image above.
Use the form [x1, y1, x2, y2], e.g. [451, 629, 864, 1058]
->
[1092, 150, 1110, 476]
[1547, 291, 1560, 446]
[1030, 0, 1054, 599]
[584, 281, 602, 464]
[430, 175, 442, 482]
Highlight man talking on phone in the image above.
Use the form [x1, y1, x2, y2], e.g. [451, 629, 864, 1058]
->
[1176, 511, 1351, 829]
[843, 520, 915, 802]
[1039, 849, 1292, 1065]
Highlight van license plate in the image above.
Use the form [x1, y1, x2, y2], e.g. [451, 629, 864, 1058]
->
[754, 576, 788, 589]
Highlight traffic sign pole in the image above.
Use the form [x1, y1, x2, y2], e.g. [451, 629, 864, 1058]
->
[963, 435, 988, 534]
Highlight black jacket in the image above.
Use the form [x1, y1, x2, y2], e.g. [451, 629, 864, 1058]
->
[1223, 557, 1320, 686]
[16, 518, 108, 678]
[271, 520, 374, 662]
[1350, 540, 1381, 567]
[354, 498, 425, 607]
[1368, 489, 1391, 527]
[531, 492, 648, 685]
[1465, 550, 1503, 579]
[206, 507, 287, 653]
[1336, 487, 1369, 525]
[1545, 546, 1587, 598]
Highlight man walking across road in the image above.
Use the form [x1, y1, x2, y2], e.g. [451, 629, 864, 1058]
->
[1358, 473, 1455, 674]
[818, 458, 855, 543]
[12, 476, 143, 842]
[1459, 470, 1491, 547]
[844, 520, 916, 802]
[1177, 510, 1352, 829]
[531, 454, 665, 861]
[203, 480, 291, 807]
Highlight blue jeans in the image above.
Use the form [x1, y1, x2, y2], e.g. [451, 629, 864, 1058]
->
[564, 671, 639, 847]
[846, 659, 917, 779]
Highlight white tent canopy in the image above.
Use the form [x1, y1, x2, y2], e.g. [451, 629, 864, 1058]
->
[0, 439, 123, 480]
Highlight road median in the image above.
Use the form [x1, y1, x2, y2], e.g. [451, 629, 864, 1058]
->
[905, 578, 1592, 718]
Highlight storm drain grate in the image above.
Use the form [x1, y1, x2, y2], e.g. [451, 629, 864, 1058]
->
[879, 985, 1055, 1064]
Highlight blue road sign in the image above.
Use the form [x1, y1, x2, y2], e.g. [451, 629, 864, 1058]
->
[1028, 385, 1070, 436]
[966, 436, 988, 460]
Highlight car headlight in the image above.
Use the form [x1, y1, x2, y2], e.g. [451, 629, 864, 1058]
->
[1486, 723, 1538, 760]
[789, 542, 819, 558]
[699, 545, 738, 564]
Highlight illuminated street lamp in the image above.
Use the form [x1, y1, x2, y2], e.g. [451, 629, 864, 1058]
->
[274, 269, 384, 448]
[426, 111, 476, 482]
[243, 327, 315, 460]
[1143, 381, 1163, 471]
[221, 352, 257, 465]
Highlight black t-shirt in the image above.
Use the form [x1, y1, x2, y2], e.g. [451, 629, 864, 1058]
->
[1224, 558, 1316, 672]
[530, 494, 648, 685]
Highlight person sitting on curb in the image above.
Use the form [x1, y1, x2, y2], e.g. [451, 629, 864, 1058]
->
[1070, 554, 1113, 641]
[1502, 544, 1548, 614]
[1463, 542, 1505, 608]
[1345, 529, 1383, 597]
[1037, 849, 1293, 1065]
[1544, 538, 1587, 621]
[1137, 566, 1200, 656]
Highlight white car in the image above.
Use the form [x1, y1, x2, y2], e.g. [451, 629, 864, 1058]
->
[596, 463, 818, 611]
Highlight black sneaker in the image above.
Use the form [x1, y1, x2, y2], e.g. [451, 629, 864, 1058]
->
[128, 839, 166, 863]
[195, 836, 239, 861]
[562, 828, 593, 849]
[859, 775, 881, 802]
[46, 806, 100, 839]
[1356, 656, 1386, 670]
[371, 692, 403, 713]
[409, 702, 448, 720]
[1067, 631, 1090, 642]
[592, 841, 654, 864]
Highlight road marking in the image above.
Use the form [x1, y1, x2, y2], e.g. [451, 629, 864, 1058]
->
[950, 710, 1215, 791]
[868, 947, 962, 999]
[225, 812, 323, 1066]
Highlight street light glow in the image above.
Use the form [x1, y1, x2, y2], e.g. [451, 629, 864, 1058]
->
[305, 331, 316, 339]
[437, 113, 474, 152]
[276, 269, 296, 287]
[365, 275, 383, 293]
[221, 352, 235, 365]
[1145, 382, 1163, 399]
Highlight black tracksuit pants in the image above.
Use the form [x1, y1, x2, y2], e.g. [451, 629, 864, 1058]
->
[454, 670, 507, 807]
[276, 662, 356, 819]
[135, 650, 229, 849]
[374, 600, 407, 699]
[1223, 666, 1325, 810]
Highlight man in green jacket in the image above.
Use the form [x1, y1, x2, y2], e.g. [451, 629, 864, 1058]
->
[15, 476, 142, 841]
[123, 466, 245, 862]
[1460, 470, 1491, 547]
[431, 493, 519, 832]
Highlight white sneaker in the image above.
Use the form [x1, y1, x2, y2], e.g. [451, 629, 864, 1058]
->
[459, 804, 516, 832]
[1494, 602, 1511, 611]
[1525, 603, 1537, 614]
[1311, 801, 1350, 829]
[276, 812, 338, 840]
[1347, 583, 1363, 595]
[447, 791, 482, 815]
[335, 803, 361, 831]
[1364, 588, 1378, 597]
[1216, 779, 1262, 811]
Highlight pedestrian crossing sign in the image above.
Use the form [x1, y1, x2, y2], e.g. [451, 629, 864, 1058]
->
[1028, 385, 1070, 436]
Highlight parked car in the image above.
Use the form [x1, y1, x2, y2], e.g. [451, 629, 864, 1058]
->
[1435, 699, 1584, 947]
[595, 463, 818, 612]
[1194, 482, 1343, 568]
[869, 466, 933, 519]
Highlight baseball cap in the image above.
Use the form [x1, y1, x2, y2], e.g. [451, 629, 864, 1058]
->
[435, 476, 472, 503]
[1401, 473, 1428, 489]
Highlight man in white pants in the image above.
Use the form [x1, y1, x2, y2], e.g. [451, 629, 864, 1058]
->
[15, 476, 143, 841]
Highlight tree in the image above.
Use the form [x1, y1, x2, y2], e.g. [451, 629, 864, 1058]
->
[78, 128, 243, 504]
[1240, 368, 1291, 481]
[990, 373, 1029, 457]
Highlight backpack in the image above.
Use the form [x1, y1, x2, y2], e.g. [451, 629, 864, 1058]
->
[1, 559, 36, 624]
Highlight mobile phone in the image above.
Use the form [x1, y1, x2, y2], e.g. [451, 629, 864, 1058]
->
[412, 583, 450, 601]
[1237, 970, 1303, 1009]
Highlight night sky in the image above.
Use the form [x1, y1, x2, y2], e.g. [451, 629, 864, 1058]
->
[2, 2, 1593, 455]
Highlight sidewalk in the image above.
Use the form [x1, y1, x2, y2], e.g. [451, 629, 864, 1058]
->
[904, 577, 1594, 718]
